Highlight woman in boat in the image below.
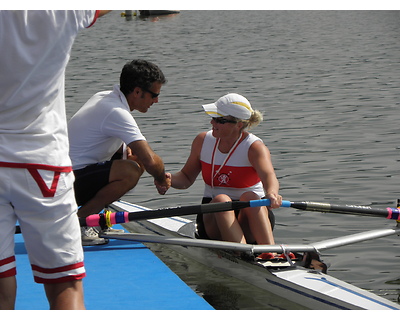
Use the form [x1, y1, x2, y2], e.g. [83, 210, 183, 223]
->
[164, 93, 282, 249]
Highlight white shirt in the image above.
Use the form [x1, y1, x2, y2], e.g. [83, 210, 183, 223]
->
[0, 10, 97, 166]
[68, 85, 146, 170]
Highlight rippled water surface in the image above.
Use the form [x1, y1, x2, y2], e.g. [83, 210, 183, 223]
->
[65, 11, 400, 309]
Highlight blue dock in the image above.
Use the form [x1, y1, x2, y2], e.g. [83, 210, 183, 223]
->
[14, 226, 213, 310]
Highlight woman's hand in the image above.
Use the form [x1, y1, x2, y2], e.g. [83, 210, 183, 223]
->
[154, 172, 171, 195]
[266, 192, 282, 209]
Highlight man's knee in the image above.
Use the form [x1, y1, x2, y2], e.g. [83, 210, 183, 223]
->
[110, 160, 143, 188]
[44, 280, 85, 310]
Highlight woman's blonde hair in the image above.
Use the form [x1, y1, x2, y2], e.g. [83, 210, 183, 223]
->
[238, 109, 263, 131]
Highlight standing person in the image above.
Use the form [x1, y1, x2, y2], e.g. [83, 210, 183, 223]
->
[163, 93, 283, 256]
[68, 59, 171, 245]
[0, 10, 109, 310]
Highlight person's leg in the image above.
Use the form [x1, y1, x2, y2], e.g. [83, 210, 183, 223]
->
[238, 192, 275, 245]
[44, 280, 85, 310]
[0, 276, 16, 310]
[203, 194, 246, 243]
[77, 160, 143, 218]
[0, 170, 18, 310]
[14, 170, 86, 308]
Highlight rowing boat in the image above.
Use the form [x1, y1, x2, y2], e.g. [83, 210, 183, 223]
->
[104, 199, 400, 310]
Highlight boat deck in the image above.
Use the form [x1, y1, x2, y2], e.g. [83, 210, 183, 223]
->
[14, 225, 213, 310]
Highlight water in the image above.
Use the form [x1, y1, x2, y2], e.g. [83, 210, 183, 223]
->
[65, 11, 400, 309]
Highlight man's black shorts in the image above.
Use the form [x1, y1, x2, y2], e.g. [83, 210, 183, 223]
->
[73, 161, 113, 206]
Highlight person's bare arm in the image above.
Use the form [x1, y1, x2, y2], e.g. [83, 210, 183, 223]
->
[170, 132, 205, 189]
[128, 140, 170, 193]
[249, 140, 282, 208]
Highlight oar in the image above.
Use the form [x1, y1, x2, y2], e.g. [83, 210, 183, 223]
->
[81, 199, 400, 228]
[287, 201, 400, 220]
[81, 199, 279, 228]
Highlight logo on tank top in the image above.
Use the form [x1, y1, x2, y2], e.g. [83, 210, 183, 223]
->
[216, 171, 232, 186]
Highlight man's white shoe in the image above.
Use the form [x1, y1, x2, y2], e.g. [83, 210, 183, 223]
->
[81, 226, 109, 246]
[94, 226, 125, 235]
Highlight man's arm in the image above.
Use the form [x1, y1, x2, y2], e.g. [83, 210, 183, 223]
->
[128, 140, 170, 193]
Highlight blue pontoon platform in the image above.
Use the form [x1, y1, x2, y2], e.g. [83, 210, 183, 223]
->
[14, 226, 213, 310]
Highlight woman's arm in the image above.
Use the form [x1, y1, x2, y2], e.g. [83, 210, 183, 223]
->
[170, 132, 206, 189]
[248, 140, 282, 208]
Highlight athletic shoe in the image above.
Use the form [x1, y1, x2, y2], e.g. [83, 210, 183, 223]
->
[94, 226, 125, 235]
[257, 252, 276, 260]
[81, 226, 109, 246]
[278, 252, 296, 260]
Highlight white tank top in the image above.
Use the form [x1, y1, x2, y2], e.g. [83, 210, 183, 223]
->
[200, 130, 265, 200]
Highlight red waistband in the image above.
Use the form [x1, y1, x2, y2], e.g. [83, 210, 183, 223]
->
[0, 161, 72, 197]
[0, 161, 72, 172]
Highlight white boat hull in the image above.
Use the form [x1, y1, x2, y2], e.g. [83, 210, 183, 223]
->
[109, 200, 400, 310]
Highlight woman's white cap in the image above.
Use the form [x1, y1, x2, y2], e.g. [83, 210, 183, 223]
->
[202, 93, 253, 120]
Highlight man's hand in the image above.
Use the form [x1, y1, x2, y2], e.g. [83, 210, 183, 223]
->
[154, 173, 171, 195]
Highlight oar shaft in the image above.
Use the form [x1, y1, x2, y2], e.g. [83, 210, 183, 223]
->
[289, 201, 400, 219]
[81, 199, 273, 227]
[127, 200, 256, 220]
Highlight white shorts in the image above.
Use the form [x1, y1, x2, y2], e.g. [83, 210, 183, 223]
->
[0, 167, 85, 283]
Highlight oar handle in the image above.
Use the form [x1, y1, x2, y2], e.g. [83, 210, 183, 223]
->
[249, 199, 291, 208]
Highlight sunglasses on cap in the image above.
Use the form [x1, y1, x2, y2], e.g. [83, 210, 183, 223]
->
[142, 88, 160, 99]
[213, 117, 238, 124]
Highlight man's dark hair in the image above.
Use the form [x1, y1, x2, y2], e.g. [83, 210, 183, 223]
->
[120, 59, 166, 96]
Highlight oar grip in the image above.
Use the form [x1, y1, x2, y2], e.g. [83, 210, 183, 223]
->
[249, 199, 270, 207]
[83, 214, 100, 227]
[249, 199, 291, 208]
[386, 208, 400, 220]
